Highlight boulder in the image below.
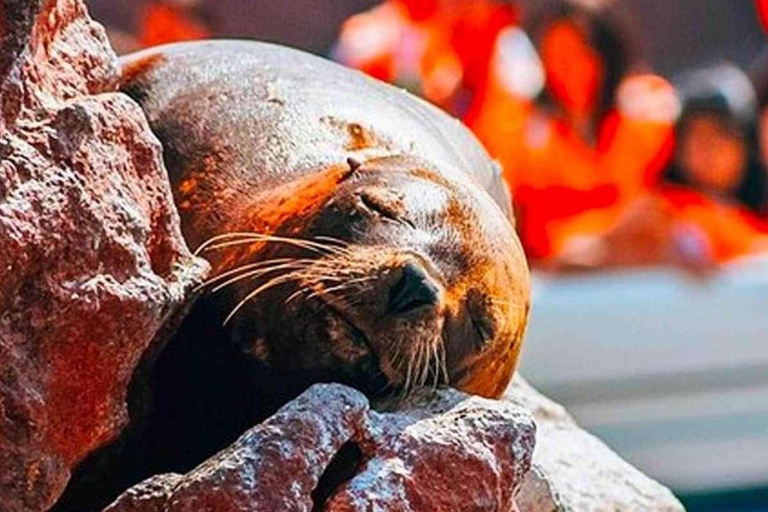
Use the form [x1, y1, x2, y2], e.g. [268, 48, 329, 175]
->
[105, 384, 537, 512]
[507, 377, 685, 512]
[106, 379, 685, 512]
[0, 0, 207, 510]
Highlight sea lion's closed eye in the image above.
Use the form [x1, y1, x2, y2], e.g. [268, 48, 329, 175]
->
[356, 188, 413, 227]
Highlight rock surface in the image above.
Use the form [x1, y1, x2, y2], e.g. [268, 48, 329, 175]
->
[0, 0, 207, 510]
[105, 384, 537, 512]
[327, 388, 536, 511]
[506, 377, 685, 512]
[107, 379, 687, 512]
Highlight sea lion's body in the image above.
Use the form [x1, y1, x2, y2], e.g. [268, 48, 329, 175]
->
[122, 41, 529, 398]
[122, 41, 513, 244]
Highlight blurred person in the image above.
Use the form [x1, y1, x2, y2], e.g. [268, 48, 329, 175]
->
[139, 0, 214, 49]
[334, 0, 518, 114]
[553, 64, 768, 270]
[666, 64, 767, 218]
[444, 0, 519, 113]
[468, 0, 678, 259]
[656, 64, 768, 264]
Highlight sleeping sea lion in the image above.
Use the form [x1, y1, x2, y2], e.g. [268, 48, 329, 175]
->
[121, 40, 530, 399]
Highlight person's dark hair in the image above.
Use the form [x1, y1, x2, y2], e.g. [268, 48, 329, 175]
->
[664, 64, 767, 215]
[526, 0, 638, 128]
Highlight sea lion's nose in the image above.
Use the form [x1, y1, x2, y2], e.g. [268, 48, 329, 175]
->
[386, 261, 441, 315]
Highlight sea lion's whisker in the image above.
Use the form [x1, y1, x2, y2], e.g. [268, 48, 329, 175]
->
[428, 337, 439, 390]
[310, 283, 356, 300]
[416, 339, 427, 391]
[284, 287, 310, 305]
[211, 261, 315, 293]
[299, 269, 352, 299]
[312, 235, 353, 250]
[420, 338, 432, 389]
[200, 258, 310, 289]
[295, 271, 375, 304]
[389, 345, 403, 375]
[422, 340, 432, 389]
[198, 232, 350, 258]
[315, 276, 376, 300]
[283, 275, 346, 305]
[202, 239, 331, 257]
[393, 340, 411, 381]
[194, 232, 282, 255]
[224, 269, 307, 325]
[423, 337, 434, 391]
[336, 288, 375, 309]
[283, 274, 351, 305]
[439, 332, 449, 385]
[419, 340, 429, 390]
[411, 341, 422, 393]
[403, 343, 415, 398]
[430, 337, 441, 392]
[197, 231, 329, 250]
[304, 281, 347, 301]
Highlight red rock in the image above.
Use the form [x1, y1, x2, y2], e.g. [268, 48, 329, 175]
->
[105, 384, 370, 512]
[99, 474, 184, 512]
[106, 384, 536, 512]
[106, 379, 686, 512]
[0, 0, 206, 510]
[325, 388, 536, 511]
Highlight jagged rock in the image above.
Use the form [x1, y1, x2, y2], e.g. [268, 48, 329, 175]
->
[507, 377, 685, 512]
[326, 388, 536, 511]
[105, 384, 537, 512]
[0, 0, 207, 510]
[99, 474, 184, 512]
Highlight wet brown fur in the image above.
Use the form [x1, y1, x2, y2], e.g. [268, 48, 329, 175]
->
[121, 41, 530, 398]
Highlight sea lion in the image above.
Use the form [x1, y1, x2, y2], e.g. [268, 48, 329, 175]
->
[121, 40, 530, 399]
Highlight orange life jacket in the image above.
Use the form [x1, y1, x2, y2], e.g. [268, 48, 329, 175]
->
[470, 64, 677, 258]
[660, 186, 768, 262]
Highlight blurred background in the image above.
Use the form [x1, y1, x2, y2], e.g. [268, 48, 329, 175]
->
[88, 0, 768, 510]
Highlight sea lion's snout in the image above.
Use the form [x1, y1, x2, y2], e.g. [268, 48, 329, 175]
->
[385, 261, 442, 316]
[348, 254, 449, 391]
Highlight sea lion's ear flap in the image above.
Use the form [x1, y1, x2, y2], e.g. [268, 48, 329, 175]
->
[340, 157, 363, 182]
[347, 157, 362, 172]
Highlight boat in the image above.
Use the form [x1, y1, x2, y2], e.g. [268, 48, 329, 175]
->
[520, 256, 768, 494]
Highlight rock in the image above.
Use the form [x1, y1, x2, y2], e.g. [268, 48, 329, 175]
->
[0, 0, 207, 510]
[107, 379, 684, 512]
[106, 384, 370, 512]
[506, 377, 685, 512]
[99, 474, 184, 512]
[326, 388, 536, 511]
[106, 384, 537, 512]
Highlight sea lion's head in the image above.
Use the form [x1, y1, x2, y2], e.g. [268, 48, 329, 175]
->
[204, 155, 529, 399]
